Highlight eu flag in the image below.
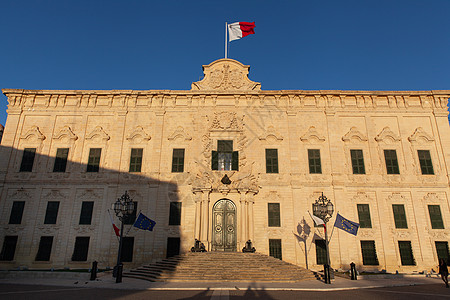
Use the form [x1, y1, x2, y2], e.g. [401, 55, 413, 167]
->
[133, 212, 156, 231]
[334, 213, 359, 236]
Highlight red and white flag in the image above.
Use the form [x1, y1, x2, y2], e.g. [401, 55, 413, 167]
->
[228, 22, 255, 42]
[108, 209, 120, 237]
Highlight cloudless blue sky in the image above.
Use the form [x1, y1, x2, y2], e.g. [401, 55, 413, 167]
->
[1, 0, 449, 126]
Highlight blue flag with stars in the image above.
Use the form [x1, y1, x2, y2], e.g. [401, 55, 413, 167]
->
[334, 213, 359, 236]
[133, 212, 156, 231]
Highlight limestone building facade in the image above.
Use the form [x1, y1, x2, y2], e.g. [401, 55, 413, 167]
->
[1, 59, 450, 273]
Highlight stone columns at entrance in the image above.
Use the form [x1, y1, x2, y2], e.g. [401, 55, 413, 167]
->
[200, 190, 211, 245]
[238, 190, 256, 245]
[193, 191, 202, 240]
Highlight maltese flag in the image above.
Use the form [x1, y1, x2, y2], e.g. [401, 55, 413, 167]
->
[228, 22, 255, 42]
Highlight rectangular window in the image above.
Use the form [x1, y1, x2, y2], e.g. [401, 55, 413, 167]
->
[79, 202, 94, 225]
[308, 149, 322, 174]
[268, 203, 281, 227]
[169, 202, 182, 226]
[350, 149, 365, 174]
[269, 239, 282, 260]
[315, 239, 327, 265]
[72, 237, 90, 261]
[0, 236, 18, 261]
[44, 201, 60, 224]
[428, 205, 444, 229]
[129, 148, 143, 173]
[435, 241, 450, 262]
[171, 149, 185, 173]
[121, 237, 134, 262]
[398, 241, 415, 266]
[20, 148, 36, 172]
[9, 201, 25, 224]
[392, 204, 407, 229]
[418, 150, 434, 175]
[265, 149, 279, 173]
[384, 149, 400, 174]
[123, 202, 137, 225]
[86, 148, 101, 172]
[357, 204, 372, 228]
[166, 237, 180, 258]
[212, 140, 238, 171]
[53, 148, 69, 172]
[35, 236, 53, 261]
[360, 241, 379, 265]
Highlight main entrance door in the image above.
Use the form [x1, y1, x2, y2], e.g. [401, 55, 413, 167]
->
[212, 199, 237, 251]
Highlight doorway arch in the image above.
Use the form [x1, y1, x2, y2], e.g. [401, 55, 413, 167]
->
[212, 199, 237, 251]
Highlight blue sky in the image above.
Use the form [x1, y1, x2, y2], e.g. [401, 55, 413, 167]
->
[1, 0, 449, 126]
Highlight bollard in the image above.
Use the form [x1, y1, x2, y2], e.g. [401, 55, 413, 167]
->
[350, 262, 357, 280]
[90, 261, 98, 281]
[116, 263, 123, 283]
[323, 264, 331, 284]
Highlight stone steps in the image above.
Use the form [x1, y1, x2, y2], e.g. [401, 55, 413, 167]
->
[123, 252, 316, 282]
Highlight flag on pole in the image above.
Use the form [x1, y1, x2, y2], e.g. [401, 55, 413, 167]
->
[334, 213, 359, 236]
[228, 22, 255, 42]
[308, 211, 325, 226]
[107, 209, 120, 237]
[133, 212, 156, 231]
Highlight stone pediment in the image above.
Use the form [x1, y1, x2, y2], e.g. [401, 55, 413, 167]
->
[191, 59, 261, 91]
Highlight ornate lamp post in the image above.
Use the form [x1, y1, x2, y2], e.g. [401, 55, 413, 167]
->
[112, 191, 134, 283]
[312, 192, 334, 283]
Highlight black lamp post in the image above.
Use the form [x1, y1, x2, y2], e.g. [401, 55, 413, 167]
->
[312, 192, 334, 282]
[112, 191, 134, 283]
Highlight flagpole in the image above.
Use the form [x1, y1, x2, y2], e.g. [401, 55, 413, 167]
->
[225, 22, 228, 58]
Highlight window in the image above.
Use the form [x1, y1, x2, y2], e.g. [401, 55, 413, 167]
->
[35, 236, 53, 261]
[121, 237, 134, 262]
[166, 237, 180, 258]
[360, 241, 379, 265]
[9, 201, 25, 224]
[350, 149, 365, 174]
[268, 203, 281, 227]
[123, 202, 137, 225]
[384, 149, 399, 174]
[86, 148, 101, 172]
[212, 140, 238, 171]
[0, 236, 18, 261]
[171, 149, 185, 173]
[20, 148, 36, 172]
[79, 202, 94, 225]
[169, 202, 182, 225]
[53, 148, 69, 172]
[398, 241, 415, 265]
[315, 239, 327, 265]
[265, 149, 279, 173]
[435, 241, 450, 262]
[269, 239, 282, 260]
[308, 149, 322, 174]
[72, 237, 90, 261]
[357, 204, 372, 228]
[392, 204, 407, 229]
[129, 148, 143, 173]
[44, 201, 60, 224]
[418, 150, 434, 175]
[428, 205, 444, 229]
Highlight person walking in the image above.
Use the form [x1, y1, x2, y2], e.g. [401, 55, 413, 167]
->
[438, 258, 449, 288]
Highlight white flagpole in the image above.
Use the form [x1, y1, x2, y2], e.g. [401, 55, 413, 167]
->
[225, 22, 228, 58]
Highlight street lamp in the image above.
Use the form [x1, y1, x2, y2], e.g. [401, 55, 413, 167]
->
[112, 191, 134, 283]
[312, 192, 334, 283]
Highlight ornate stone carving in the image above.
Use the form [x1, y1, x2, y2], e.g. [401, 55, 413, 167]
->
[408, 127, 434, 144]
[208, 112, 244, 132]
[342, 127, 367, 143]
[127, 126, 151, 142]
[375, 127, 401, 143]
[20, 126, 46, 141]
[42, 189, 67, 199]
[9, 189, 32, 199]
[167, 126, 192, 141]
[53, 126, 78, 141]
[300, 126, 325, 143]
[78, 189, 102, 200]
[73, 226, 95, 234]
[85, 126, 110, 142]
[191, 59, 261, 91]
[259, 126, 283, 142]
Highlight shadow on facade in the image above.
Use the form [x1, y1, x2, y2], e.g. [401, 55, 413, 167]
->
[0, 145, 187, 273]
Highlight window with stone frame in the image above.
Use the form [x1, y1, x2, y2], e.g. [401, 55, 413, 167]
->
[20, 148, 36, 172]
[268, 203, 281, 227]
[435, 241, 450, 262]
[384, 149, 400, 174]
[129, 148, 143, 173]
[350, 149, 365, 174]
[398, 241, 415, 265]
[79, 201, 94, 225]
[265, 149, 279, 173]
[360, 240, 379, 265]
[86, 148, 101, 172]
[35, 236, 53, 261]
[44, 201, 60, 224]
[171, 149, 185, 173]
[53, 148, 69, 172]
[392, 204, 408, 229]
[269, 239, 282, 260]
[123, 202, 137, 225]
[9, 201, 25, 224]
[418, 150, 434, 175]
[0, 236, 18, 261]
[315, 239, 327, 265]
[169, 202, 182, 225]
[308, 149, 322, 174]
[357, 204, 372, 228]
[428, 205, 444, 229]
[212, 140, 238, 171]
[72, 237, 90, 261]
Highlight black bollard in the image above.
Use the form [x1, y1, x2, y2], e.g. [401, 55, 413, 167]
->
[90, 261, 98, 281]
[324, 264, 331, 284]
[350, 262, 357, 280]
[116, 263, 123, 283]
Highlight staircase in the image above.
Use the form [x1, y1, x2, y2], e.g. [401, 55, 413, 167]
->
[123, 252, 316, 282]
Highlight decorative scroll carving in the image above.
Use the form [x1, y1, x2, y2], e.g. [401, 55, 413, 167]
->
[126, 126, 151, 142]
[167, 126, 192, 141]
[42, 189, 67, 199]
[191, 59, 261, 91]
[9, 189, 32, 200]
[408, 127, 434, 144]
[342, 127, 367, 143]
[78, 189, 102, 200]
[20, 126, 46, 141]
[85, 126, 110, 141]
[259, 126, 283, 142]
[208, 112, 244, 132]
[300, 126, 325, 143]
[375, 127, 400, 143]
[53, 126, 78, 141]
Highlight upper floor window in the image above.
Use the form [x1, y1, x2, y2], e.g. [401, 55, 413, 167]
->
[418, 150, 434, 175]
[357, 204, 372, 228]
[212, 140, 238, 171]
[428, 205, 444, 229]
[265, 149, 279, 173]
[129, 148, 143, 173]
[169, 202, 182, 225]
[268, 203, 281, 227]
[171, 149, 185, 173]
[20, 148, 36, 172]
[79, 201, 94, 225]
[53, 148, 69, 172]
[9, 201, 25, 225]
[123, 202, 137, 225]
[392, 204, 407, 229]
[384, 149, 399, 174]
[44, 201, 60, 224]
[87, 148, 101, 172]
[308, 149, 322, 174]
[350, 149, 365, 174]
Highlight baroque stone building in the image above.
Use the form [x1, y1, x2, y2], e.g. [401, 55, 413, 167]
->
[1, 59, 450, 273]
